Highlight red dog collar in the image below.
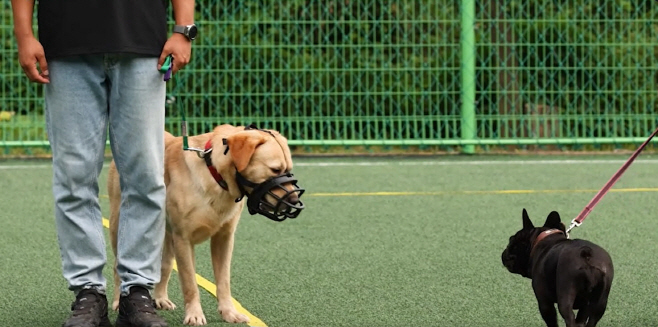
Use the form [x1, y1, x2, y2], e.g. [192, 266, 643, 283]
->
[530, 229, 565, 257]
[204, 139, 228, 191]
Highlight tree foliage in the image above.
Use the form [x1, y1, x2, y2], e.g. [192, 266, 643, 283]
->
[1, 0, 656, 142]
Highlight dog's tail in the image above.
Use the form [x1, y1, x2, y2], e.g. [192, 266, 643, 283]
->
[580, 246, 593, 261]
[579, 246, 605, 292]
[165, 130, 176, 142]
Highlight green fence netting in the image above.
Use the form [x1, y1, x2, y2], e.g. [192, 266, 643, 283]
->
[1, 0, 657, 154]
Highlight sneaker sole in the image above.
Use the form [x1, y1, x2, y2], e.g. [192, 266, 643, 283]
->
[100, 315, 113, 327]
[115, 318, 167, 327]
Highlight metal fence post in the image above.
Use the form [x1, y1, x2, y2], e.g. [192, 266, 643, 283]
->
[460, 0, 476, 154]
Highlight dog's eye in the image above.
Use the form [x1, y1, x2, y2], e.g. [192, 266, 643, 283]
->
[271, 168, 282, 174]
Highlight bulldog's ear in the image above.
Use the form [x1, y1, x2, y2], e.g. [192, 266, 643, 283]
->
[522, 208, 534, 230]
[225, 132, 267, 172]
[544, 211, 562, 229]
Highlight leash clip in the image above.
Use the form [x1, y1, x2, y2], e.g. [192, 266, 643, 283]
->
[565, 219, 582, 239]
[198, 147, 213, 159]
[183, 146, 208, 158]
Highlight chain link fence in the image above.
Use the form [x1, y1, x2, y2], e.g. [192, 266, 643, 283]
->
[1, 0, 656, 154]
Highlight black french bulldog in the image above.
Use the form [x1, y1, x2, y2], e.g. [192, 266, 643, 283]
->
[501, 209, 614, 327]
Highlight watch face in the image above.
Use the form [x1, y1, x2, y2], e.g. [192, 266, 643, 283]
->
[187, 25, 198, 40]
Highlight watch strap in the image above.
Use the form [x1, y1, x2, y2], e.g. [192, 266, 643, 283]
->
[173, 25, 186, 35]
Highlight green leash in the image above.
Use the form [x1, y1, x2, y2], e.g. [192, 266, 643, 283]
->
[177, 96, 202, 154]
[179, 102, 191, 151]
[162, 55, 202, 155]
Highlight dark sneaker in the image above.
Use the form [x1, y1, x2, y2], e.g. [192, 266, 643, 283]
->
[62, 288, 112, 327]
[115, 286, 168, 327]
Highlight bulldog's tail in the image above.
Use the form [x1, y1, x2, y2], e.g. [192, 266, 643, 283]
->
[580, 246, 605, 292]
[580, 246, 593, 260]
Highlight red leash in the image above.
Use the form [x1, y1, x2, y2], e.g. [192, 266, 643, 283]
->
[566, 125, 658, 238]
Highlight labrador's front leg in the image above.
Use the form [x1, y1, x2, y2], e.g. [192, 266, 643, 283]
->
[173, 233, 207, 326]
[210, 218, 249, 324]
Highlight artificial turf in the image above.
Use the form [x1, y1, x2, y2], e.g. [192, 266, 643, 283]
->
[1, 155, 657, 326]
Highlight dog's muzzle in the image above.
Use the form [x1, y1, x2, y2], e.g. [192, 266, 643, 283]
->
[236, 172, 305, 222]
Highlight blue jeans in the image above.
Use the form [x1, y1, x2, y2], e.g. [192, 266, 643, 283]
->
[45, 54, 166, 295]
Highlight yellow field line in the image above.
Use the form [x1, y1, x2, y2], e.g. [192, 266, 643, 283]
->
[99, 187, 658, 200]
[306, 187, 658, 197]
[101, 218, 267, 327]
[93, 186, 656, 326]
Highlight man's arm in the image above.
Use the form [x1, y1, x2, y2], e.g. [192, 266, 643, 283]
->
[11, 0, 35, 40]
[171, 0, 195, 25]
[10, 0, 49, 84]
[158, 0, 195, 73]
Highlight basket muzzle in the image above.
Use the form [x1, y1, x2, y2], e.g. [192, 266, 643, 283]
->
[236, 172, 305, 222]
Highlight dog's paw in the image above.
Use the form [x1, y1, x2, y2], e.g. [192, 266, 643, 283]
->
[220, 307, 250, 324]
[154, 297, 177, 311]
[183, 306, 207, 326]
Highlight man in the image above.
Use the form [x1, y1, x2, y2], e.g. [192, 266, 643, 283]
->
[11, 0, 197, 326]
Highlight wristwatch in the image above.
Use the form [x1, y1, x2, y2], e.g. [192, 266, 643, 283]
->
[173, 24, 198, 41]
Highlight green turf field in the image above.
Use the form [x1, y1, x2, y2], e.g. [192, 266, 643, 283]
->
[1, 155, 658, 327]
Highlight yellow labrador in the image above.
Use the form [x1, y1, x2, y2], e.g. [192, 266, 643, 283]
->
[107, 124, 304, 325]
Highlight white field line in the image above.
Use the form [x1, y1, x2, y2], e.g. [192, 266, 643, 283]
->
[294, 159, 658, 167]
[1, 159, 658, 170]
[0, 164, 53, 169]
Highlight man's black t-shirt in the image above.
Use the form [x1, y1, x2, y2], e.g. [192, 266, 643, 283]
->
[37, 0, 168, 60]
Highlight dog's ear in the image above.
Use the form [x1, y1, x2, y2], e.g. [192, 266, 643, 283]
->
[225, 132, 267, 172]
[522, 208, 534, 230]
[543, 211, 562, 229]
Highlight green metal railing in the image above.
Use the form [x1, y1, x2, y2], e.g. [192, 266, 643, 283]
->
[1, 0, 657, 155]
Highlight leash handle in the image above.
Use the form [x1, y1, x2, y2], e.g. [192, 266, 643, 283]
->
[160, 55, 173, 81]
[567, 125, 658, 237]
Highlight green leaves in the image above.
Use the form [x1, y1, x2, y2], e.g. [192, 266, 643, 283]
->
[1, 0, 656, 147]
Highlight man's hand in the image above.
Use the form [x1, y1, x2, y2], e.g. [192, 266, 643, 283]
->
[157, 33, 192, 75]
[17, 36, 49, 84]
